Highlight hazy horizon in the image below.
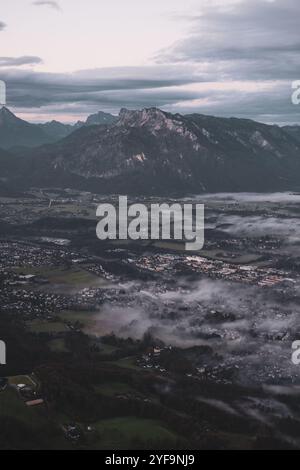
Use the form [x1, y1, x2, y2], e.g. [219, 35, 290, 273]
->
[1, 103, 300, 128]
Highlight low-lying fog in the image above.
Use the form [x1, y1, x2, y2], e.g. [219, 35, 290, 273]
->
[88, 277, 300, 386]
[187, 192, 300, 204]
[216, 214, 300, 240]
[89, 192, 300, 387]
[191, 191, 300, 243]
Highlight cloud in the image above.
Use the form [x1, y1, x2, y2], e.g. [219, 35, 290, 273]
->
[0, 65, 208, 118]
[3, 65, 300, 124]
[191, 191, 300, 240]
[216, 214, 300, 240]
[87, 276, 299, 386]
[157, 0, 300, 82]
[0, 56, 43, 67]
[2, 64, 300, 124]
[3, 0, 300, 124]
[32, 1, 61, 10]
[0, 21, 6, 31]
[197, 192, 300, 205]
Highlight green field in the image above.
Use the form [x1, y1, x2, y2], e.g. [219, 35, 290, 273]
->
[153, 241, 186, 251]
[199, 250, 263, 265]
[8, 374, 38, 388]
[97, 343, 120, 355]
[58, 310, 97, 329]
[93, 417, 179, 449]
[0, 389, 42, 422]
[47, 338, 69, 353]
[13, 265, 103, 288]
[27, 319, 69, 334]
[95, 382, 137, 397]
[0, 388, 68, 449]
[111, 356, 141, 371]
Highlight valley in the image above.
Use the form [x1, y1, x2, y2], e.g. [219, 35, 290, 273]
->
[1, 190, 300, 449]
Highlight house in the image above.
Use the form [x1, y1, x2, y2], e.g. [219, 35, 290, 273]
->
[62, 424, 81, 441]
[19, 274, 36, 282]
[153, 347, 162, 357]
[19, 385, 38, 401]
[26, 399, 44, 407]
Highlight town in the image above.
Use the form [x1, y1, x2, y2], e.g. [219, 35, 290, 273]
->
[1, 190, 300, 449]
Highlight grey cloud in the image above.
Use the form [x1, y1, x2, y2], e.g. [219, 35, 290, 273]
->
[8, 87, 204, 119]
[3, 0, 300, 126]
[158, 0, 300, 82]
[32, 1, 61, 10]
[0, 56, 43, 67]
[4, 67, 300, 124]
[166, 81, 300, 125]
[0, 65, 206, 114]
[0, 21, 6, 31]
[3, 65, 300, 124]
[1, 0, 299, 124]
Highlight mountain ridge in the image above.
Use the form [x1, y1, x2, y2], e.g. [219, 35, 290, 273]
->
[4, 107, 300, 195]
[0, 107, 117, 149]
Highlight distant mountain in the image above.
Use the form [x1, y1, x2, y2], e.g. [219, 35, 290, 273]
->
[7, 107, 300, 194]
[73, 111, 117, 130]
[0, 107, 118, 149]
[37, 120, 74, 141]
[0, 107, 53, 149]
[84, 111, 118, 126]
[40, 111, 117, 141]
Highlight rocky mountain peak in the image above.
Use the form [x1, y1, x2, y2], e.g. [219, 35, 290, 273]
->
[85, 111, 117, 126]
[118, 107, 183, 133]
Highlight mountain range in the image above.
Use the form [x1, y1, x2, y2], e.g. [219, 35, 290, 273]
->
[0, 106, 300, 194]
[0, 107, 117, 149]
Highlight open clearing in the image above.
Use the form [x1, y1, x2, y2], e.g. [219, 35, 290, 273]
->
[13, 265, 105, 289]
[58, 310, 98, 329]
[93, 417, 178, 449]
[27, 319, 69, 334]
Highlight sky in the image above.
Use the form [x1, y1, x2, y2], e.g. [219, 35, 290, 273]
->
[0, 0, 300, 124]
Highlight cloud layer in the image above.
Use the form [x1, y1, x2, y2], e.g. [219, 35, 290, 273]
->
[0, 65, 207, 117]
[2, 0, 300, 123]
[0, 56, 43, 67]
[89, 277, 299, 386]
[32, 1, 61, 10]
[158, 0, 300, 81]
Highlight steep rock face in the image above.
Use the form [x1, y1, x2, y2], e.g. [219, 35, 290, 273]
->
[5, 108, 300, 194]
